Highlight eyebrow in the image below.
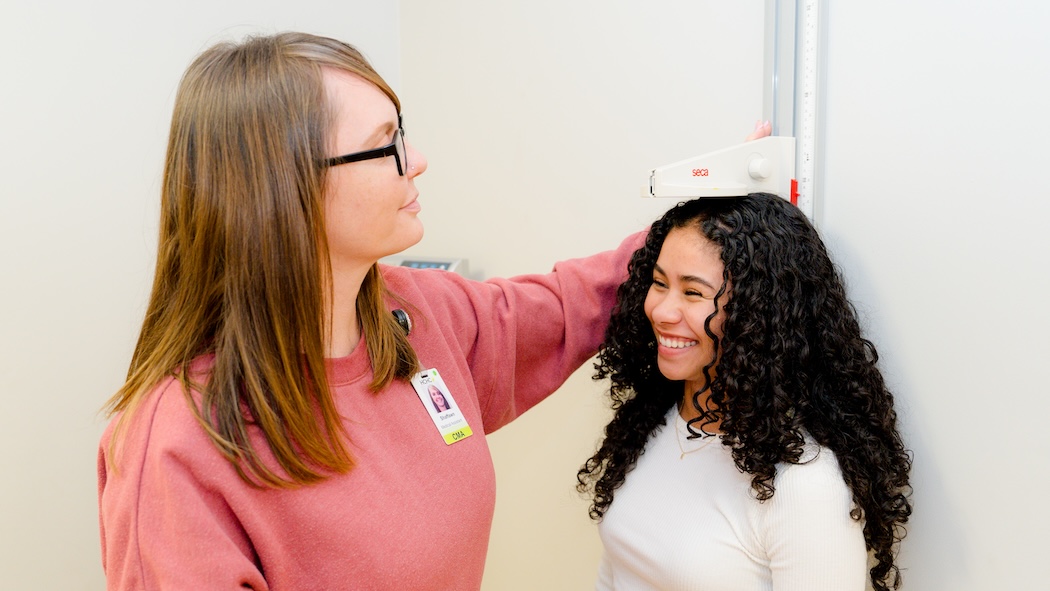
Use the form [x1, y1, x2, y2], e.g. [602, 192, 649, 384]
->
[653, 263, 717, 290]
[365, 119, 398, 147]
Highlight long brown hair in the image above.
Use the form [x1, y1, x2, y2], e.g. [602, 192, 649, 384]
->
[105, 32, 419, 487]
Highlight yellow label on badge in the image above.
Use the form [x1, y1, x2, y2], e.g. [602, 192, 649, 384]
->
[443, 426, 473, 445]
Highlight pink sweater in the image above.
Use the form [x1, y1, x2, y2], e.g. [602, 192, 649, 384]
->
[98, 232, 644, 591]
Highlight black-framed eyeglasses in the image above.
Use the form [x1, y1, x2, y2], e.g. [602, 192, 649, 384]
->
[324, 114, 407, 175]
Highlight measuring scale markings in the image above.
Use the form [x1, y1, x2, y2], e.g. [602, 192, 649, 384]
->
[796, 0, 819, 219]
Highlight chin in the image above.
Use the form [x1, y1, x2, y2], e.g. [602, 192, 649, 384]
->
[658, 362, 703, 384]
[387, 223, 424, 258]
[406, 221, 424, 248]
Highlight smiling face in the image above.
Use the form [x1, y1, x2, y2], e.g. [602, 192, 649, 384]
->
[426, 384, 447, 411]
[322, 68, 428, 274]
[644, 226, 727, 396]
[428, 386, 445, 405]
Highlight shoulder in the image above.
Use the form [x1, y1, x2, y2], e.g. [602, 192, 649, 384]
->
[381, 262, 462, 290]
[101, 358, 228, 480]
[772, 439, 851, 503]
[380, 264, 480, 312]
[378, 265, 487, 341]
[776, 436, 848, 487]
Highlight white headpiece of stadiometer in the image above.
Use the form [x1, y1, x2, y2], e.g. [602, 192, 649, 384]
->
[643, 136, 796, 203]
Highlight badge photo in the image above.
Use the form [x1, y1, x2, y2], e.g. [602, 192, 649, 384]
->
[410, 369, 473, 445]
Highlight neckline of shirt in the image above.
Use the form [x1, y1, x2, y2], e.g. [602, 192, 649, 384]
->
[325, 332, 372, 386]
[673, 408, 722, 456]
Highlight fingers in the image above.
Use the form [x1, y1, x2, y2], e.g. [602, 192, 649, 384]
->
[745, 119, 772, 141]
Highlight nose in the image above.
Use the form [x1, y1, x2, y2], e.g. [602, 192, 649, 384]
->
[406, 140, 428, 177]
[648, 292, 682, 325]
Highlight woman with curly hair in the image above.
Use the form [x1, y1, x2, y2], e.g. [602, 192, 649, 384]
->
[578, 193, 912, 591]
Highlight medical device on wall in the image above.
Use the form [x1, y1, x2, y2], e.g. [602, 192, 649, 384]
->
[382, 256, 469, 276]
[643, 135, 797, 202]
[642, 0, 821, 222]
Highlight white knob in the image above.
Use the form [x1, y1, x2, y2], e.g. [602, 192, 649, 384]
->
[748, 157, 771, 180]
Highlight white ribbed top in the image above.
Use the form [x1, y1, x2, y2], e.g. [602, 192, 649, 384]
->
[595, 407, 868, 591]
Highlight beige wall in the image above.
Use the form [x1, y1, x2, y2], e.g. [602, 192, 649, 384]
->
[819, 3, 1050, 588]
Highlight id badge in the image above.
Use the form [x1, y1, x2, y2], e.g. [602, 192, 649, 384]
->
[410, 369, 473, 445]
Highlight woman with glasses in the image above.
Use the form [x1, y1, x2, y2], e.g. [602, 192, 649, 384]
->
[97, 32, 647, 590]
[576, 194, 912, 591]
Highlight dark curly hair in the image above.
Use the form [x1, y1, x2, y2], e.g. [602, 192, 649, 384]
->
[577, 193, 912, 591]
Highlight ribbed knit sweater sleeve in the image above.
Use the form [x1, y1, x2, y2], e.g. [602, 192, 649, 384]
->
[383, 230, 647, 432]
[760, 446, 869, 590]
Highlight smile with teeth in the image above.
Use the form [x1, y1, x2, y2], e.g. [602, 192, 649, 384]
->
[657, 334, 698, 349]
